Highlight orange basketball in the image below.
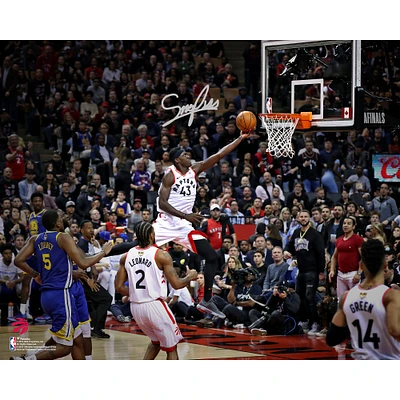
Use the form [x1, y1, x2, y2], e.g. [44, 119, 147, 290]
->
[236, 111, 257, 132]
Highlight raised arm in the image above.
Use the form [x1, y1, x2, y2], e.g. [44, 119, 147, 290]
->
[192, 131, 250, 174]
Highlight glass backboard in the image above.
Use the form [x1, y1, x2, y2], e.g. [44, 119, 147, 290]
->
[261, 40, 361, 130]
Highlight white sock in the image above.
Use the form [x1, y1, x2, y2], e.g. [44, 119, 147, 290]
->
[85, 355, 92, 360]
[25, 354, 37, 360]
[20, 304, 26, 314]
[26, 299, 31, 316]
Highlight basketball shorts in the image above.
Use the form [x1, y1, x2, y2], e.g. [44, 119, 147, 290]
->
[153, 213, 207, 252]
[70, 280, 90, 325]
[41, 288, 81, 346]
[130, 299, 184, 352]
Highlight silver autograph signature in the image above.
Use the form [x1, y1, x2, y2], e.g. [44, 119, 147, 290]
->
[161, 85, 219, 127]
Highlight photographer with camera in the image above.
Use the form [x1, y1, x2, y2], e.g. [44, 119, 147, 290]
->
[211, 267, 262, 328]
[248, 281, 301, 336]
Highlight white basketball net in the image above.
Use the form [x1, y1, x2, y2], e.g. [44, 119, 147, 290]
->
[260, 114, 299, 158]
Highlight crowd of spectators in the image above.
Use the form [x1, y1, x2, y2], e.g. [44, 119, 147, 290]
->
[0, 40, 399, 342]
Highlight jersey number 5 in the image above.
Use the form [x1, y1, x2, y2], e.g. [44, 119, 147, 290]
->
[42, 254, 52, 270]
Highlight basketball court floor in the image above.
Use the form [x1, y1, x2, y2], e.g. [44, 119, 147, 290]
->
[0, 316, 353, 360]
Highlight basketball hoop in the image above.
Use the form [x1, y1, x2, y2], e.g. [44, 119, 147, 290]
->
[259, 112, 312, 158]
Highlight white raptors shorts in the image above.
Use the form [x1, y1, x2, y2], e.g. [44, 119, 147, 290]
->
[130, 299, 184, 352]
[153, 213, 207, 252]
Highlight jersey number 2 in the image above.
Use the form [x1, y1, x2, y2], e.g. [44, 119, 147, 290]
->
[352, 319, 380, 349]
[135, 270, 146, 289]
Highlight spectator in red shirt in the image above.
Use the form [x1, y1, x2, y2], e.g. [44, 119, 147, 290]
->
[328, 216, 364, 299]
[200, 203, 236, 250]
[35, 45, 57, 80]
[5, 134, 30, 182]
[105, 210, 120, 239]
[61, 98, 81, 122]
[84, 57, 103, 81]
[134, 124, 154, 149]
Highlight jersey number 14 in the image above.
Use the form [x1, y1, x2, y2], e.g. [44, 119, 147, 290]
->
[352, 319, 380, 349]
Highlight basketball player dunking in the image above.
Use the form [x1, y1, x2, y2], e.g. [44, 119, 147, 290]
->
[326, 239, 400, 359]
[153, 132, 250, 317]
[108, 130, 250, 318]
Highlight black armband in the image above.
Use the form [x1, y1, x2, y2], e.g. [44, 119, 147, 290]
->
[108, 241, 137, 257]
[326, 322, 350, 347]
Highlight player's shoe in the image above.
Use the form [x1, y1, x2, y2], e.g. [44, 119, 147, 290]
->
[251, 328, 268, 336]
[316, 327, 328, 337]
[35, 315, 52, 324]
[307, 323, 321, 336]
[117, 315, 131, 323]
[196, 299, 225, 319]
[298, 321, 310, 333]
[92, 329, 110, 339]
[196, 318, 214, 328]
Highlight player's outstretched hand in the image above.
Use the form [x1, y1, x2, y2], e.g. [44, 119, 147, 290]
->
[186, 269, 198, 281]
[102, 240, 114, 255]
[240, 130, 251, 139]
[185, 213, 204, 225]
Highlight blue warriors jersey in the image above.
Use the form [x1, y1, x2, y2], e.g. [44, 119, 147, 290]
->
[29, 210, 46, 237]
[115, 201, 129, 226]
[34, 231, 73, 290]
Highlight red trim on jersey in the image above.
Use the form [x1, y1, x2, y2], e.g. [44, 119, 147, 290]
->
[357, 283, 380, 290]
[157, 298, 176, 324]
[188, 230, 208, 254]
[171, 164, 194, 178]
[382, 287, 392, 307]
[160, 337, 185, 352]
[135, 245, 153, 250]
[164, 167, 176, 185]
[160, 344, 178, 353]
[154, 247, 162, 269]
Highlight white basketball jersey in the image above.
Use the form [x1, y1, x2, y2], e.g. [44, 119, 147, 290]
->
[157, 165, 197, 215]
[125, 245, 167, 303]
[343, 284, 400, 360]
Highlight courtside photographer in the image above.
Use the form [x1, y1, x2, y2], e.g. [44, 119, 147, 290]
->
[247, 280, 301, 335]
[211, 266, 262, 328]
